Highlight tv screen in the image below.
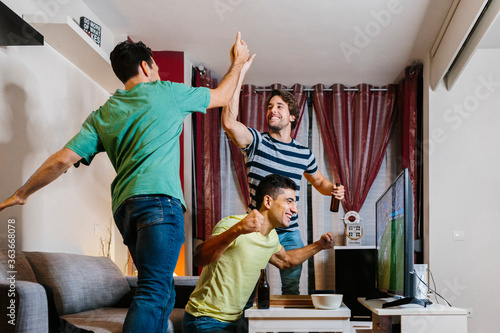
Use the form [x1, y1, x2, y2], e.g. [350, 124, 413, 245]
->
[375, 168, 426, 307]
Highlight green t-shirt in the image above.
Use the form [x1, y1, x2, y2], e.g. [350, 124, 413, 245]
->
[64, 80, 210, 212]
[186, 215, 282, 322]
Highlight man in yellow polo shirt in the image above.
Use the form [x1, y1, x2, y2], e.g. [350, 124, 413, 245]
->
[183, 174, 335, 332]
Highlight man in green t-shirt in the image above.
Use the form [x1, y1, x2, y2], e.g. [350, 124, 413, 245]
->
[183, 174, 335, 332]
[0, 32, 253, 332]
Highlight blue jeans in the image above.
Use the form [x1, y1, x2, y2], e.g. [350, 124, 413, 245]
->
[278, 229, 304, 295]
[182, 312, 248, 333]
[113, 195, 185, 333]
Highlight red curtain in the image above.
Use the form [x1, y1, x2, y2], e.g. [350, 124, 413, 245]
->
[152, 51, 185, 188]
[312, 84, 397, 212]
[228, 84, 308, 207]
[193, 68, 221, 241]
[398, 64, 423, 260]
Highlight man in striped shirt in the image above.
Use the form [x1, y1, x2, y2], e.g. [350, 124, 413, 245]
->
[221, 57, 345, 295]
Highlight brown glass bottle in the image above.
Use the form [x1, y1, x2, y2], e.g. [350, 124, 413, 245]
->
[257, 269, 270, 309]
[330, 183, 341, 212]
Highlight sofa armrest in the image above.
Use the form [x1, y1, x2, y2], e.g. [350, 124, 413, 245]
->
[0, 281, 48, 332]
[173, 276, 199, 308]
[126, 275, 138, 288]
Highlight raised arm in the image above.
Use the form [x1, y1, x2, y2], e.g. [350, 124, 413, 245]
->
[220, 53, 256, 148]
[207, 32, 252, 109]
[304, 171, 345, 198]
[193, 210, 264, 267]
[0, 148, 82, 212]
[269, 232, 334, 270]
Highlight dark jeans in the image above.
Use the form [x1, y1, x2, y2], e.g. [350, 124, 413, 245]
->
[114, 195, 185, 333]
[182, 312, 248, 333]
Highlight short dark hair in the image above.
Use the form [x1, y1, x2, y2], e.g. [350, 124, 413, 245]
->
[266, 90, 300, 130]
[254, 174, 297, 210]
[110, 40, 154, 83]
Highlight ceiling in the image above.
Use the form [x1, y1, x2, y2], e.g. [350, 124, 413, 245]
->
[80, 0, 461, 87]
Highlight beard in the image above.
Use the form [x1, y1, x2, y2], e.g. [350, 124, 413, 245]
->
[268, 118, 292, 132]
[268, 123, 283, 132]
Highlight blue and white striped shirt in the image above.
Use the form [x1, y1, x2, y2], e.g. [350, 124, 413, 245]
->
[243, 128, 318, 232]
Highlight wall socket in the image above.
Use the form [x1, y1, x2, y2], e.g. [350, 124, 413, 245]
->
[94, 224, 101, 236]
[414, 264, 428, 300]
[466, 308, 473, 318]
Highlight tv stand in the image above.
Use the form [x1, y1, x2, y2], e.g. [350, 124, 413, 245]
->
[365, 291, 389, 301]
[382, 296, 432, 308]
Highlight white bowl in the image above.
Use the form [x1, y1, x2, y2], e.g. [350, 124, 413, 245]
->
[311, 294, 343, 310]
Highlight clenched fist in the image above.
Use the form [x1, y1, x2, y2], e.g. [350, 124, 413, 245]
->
[237, 209, 264, 234]
[318, 232, 334, 249]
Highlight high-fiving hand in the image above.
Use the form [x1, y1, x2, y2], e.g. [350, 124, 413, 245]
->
[230, 31, 254, 67]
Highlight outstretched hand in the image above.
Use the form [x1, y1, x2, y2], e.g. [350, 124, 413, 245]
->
[0, 193, 26, 212]
[241, 54, 256, 76]
[318, 232, 334, 249]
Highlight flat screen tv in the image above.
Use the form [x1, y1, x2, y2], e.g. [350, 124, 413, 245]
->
[375, 168, 428, 308]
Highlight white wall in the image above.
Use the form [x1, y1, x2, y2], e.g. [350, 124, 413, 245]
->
[428, 48, 500, 332]
[0, 0, 126, 268]
[0, 41, 116, 253]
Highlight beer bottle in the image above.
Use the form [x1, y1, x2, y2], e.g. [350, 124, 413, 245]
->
[330, 183, 341, 212]
[257, 269, 270, 309]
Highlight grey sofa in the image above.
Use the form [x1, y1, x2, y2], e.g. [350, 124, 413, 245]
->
[0, 250, 198, 332]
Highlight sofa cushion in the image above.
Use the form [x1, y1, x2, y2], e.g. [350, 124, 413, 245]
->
[170, 308, 185, 333]
[61, 307, 128, 333]
[62, 308, 174, 333]
[24, 252, 130, 315]
[0, 250, 37, 282]
[0, 281, 49, 332]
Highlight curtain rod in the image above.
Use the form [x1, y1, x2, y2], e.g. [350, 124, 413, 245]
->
[247, 88, 388, 92]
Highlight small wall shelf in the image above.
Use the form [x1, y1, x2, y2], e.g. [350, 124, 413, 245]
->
[23, 15, 121, 94]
